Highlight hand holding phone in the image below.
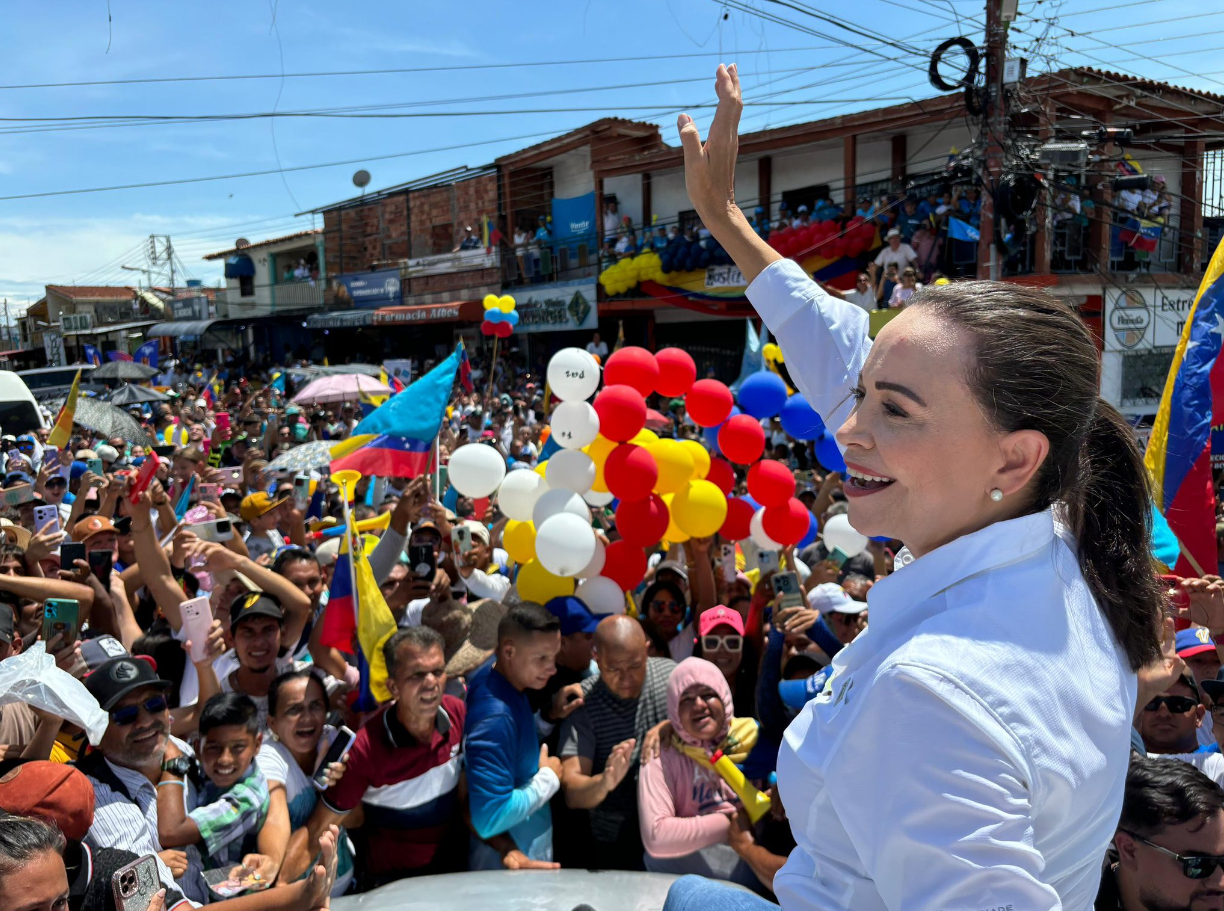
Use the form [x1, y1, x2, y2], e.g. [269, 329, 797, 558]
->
[129, 451, 161, 504]
[42, 598, 80, 651]
[180, 596, 214, 663]
[451, 524, 472, 555]
[293, 474, 311, 511]
[112, 854, 162, 911]
[313, 726, 357, 790]
[408, 544, 436, 580]
[89, 551, 114, 588]
[771, 570, 805, 611]
[33, 504, 60, 535]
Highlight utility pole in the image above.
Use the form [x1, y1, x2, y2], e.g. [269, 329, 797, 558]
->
[977, 0, 1007, 280]
[166, 236, 176, 291]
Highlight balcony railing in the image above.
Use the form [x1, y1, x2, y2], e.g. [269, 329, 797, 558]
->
[216, 280, 331, 318]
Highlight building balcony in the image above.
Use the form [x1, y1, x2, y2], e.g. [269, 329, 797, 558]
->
[402, 248, 501, 306]
[216, 280, 332, 318]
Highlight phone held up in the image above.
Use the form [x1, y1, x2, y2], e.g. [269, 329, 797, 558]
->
[313, 726, 357, 791]
[42, 598, 80, 651]
[112, 854, 162, 911]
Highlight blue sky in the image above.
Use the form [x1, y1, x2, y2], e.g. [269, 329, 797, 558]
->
[0, 0, 1213, 313]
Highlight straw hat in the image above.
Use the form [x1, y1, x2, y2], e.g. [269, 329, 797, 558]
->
[421, 598, 505, 677]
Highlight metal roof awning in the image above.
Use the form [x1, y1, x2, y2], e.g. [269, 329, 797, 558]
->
[305, 311, 374, 329]
[62, 319, 159, 337]
[147, 320, 220, 338]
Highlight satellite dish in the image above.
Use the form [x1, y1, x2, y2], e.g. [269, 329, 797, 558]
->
[352, 170, 371, 189]
[235, 238, 250, 249]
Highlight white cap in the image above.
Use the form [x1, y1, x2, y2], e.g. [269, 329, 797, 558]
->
[807, 582, 867, 614]
[886, 227, 901, 238]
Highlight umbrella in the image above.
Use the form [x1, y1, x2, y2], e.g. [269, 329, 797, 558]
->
[286, 363, 383, 378]
[645, 408, 672, 431]
[292, 373, 391, 405]
[73, 399, 154, 447]
[265, 441, 336, 474]
[91, 361, 159, 383]
[107, 384, 169, 406]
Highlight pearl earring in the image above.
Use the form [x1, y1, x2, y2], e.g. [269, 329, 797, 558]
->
[989, 488, 1004, 502]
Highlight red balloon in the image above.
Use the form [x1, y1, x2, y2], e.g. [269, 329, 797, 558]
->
[593, 384, 647, 442]
[604, 444, 658, 502]
[705, 458, 736, 496]
[747, 459, 795, 507]
[720, 497, 754, 541]
[763, 498, 810, 546]
[655, 348, 697, 397]
[481, 320, 496, 336]
[718, 414, 766, 465]
[686, 379, 734, 428]
[615, 494, 669, 547]
[494, 321, 514, 338]
[603, 540, 648, 591]
[604, 346, 659, 398]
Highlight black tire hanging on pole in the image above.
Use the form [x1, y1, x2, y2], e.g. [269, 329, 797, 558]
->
[929, 36, 981, 92]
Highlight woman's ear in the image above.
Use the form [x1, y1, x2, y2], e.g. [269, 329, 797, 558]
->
[993, 429, 1049, 498]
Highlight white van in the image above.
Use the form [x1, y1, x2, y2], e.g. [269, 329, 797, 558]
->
[0, 372, 46, 435]
[18, 364, 95, 401]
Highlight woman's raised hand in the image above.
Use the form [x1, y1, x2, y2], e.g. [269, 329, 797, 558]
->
[677, 64, 743, 228]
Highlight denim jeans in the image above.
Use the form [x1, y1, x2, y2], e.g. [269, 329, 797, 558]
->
[662, 874, 780, 911]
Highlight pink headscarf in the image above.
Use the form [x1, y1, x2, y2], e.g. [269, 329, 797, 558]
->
[667, 657, 735, 749]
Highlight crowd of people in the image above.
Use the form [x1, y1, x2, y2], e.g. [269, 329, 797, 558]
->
[0, 335, 1218, 910]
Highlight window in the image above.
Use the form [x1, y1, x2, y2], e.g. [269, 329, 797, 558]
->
[781, 184, 832, 215]
[678, 209, 702, 235]
[1121, 348, 1176, 407]
[239, 275, 254, 297]
[430, 224, 453, 255]
[855, 178, 894, 206]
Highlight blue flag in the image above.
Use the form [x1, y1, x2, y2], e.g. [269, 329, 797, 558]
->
[269, 371, 286, 392]
[134, 340, 159, 369]
[730, 320, 764, 395]
[82, 344, 103, 368]
[948, 217, 980, 243]
[173, 476, 196, 521]
[352, 345, 461, 441]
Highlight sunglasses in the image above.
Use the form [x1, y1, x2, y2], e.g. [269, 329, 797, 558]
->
[1123, 831, 1224, 879]
[701, 634, 742, 652]
[1143, 695, 1198, 714]
[45, 478, 67, 488]
[110, 694, 169, 726]
[650, 599, 683, 614]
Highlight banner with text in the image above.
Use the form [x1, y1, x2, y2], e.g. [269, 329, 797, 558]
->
[551, 192, 597, 247]
[1103, 285, 1197, 351]
[514, 280, 598, 334]
[333, 269, 403, 309]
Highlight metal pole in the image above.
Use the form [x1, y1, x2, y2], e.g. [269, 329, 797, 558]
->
[977, 0, 1006, 280]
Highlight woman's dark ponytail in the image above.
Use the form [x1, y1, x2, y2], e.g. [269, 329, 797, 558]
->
[916, 282, 1163, 671]
[1066, 401, 1163, 670]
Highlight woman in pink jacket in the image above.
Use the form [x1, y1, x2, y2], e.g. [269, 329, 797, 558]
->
[638, 658, 777, 894]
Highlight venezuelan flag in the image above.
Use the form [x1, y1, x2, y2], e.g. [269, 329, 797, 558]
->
[47, 369, 80, 449]
[1144, 236, 1224, 575]
[330, 434, 432, 478]
[319, 532, 397, 708]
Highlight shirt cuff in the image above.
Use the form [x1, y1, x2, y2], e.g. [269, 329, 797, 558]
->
[746, 258, 821, 332]
[526, 765, 561, 815]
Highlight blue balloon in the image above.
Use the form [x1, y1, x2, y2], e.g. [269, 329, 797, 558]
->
[780, 393, 825, 441]
[737, 371, 789, 419]
[798, 512, 819, 549]
[814, 433, 846, 473]
[486, 309, 504, 324]
[740, 494, 761, 512]
[504, 310, 520, 326]
[703, 405, 741, 451]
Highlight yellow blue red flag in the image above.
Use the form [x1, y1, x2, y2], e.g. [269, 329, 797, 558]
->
[1144, 237, 1224, 575]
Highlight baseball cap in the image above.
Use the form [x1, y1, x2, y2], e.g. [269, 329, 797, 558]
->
[545, 595, 601, 636]
[779, 665, 834, 710]
[83, 655, 171, 711]
[886, 227, 901, 238]
[74, 449, 98, 461]
[698, 606, 746, 638]
[1177, 627, 1217, 659]
[80, 635, 130, 670]
[72, 515, 117, 542]
[315, 537, 341, 567]
[0, 761, 96, 842]
[95, 445, 119, 463]
[228, 591, 284, 631]
[807, 582, 867, 614]
[655, 560, 689, 583]
[3, 471, 32, 487]
[1201, 667, 1224, 704]
[240, 491, 287, 522]
[464, 520, 490, 546]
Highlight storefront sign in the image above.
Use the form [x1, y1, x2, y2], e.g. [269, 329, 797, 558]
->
[1104, 286, 1197, 351]
[404, 249, 498, 277]
[704, 265, 745, 288]
[372, 301, 482, 326]
[514, 280, 598, 334]
[333, 269, 403, 309]
[43, 331, 64, 367]
[306, 311, 373, 329]
[171, 295, 210, 321]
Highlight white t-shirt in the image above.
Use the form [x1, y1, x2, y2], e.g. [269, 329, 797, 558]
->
[586, 341, 609, 359]
[1147, 751, 1224, 788]
[243, 528, 286, 561]
[873, 243, 918, 271]
[1117, 189, 1143, 213]
[603, 210, 620, 238]
[842, 288, 876, 313]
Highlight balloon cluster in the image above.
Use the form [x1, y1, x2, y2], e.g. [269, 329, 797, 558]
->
[481, 294, 519, 338]
[598, 252, 665, 295]
[658, 237, 733, 274]
[766, 217, 876, 261]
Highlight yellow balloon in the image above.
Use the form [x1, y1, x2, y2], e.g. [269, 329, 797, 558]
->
[661, 493, 690, 544]
[679, 440, 710, 481]
[534, 462, 548, 478]
[483, 294, 500, 311]
[516, 558, 575, 602]
[649, 439, 695, 495]
[498, 294, 517, 313]
[503, 520, 537, 564]
[671, 479, 728, 538]
[585, 434, 618, 493]
[631, 429, 659, 447]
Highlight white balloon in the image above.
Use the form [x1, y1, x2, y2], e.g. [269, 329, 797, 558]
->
[550, 400, 601, 450]
[448, 442, 506, 498]
[496, 469, 547, 522]
[823, 513, 868, 557]
[545, 450, 595, 494]
[547, 348, 600, 402]
[582, 489, 614, 507]
[749, 507, 781, 551]
[532, 487, 590, 528]
[578, 539, 606, 578]
[536, 513, 597, 577]
[576, 575, 625, 614]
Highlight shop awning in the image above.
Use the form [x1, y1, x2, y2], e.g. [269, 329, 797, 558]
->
[146, 320, 219, 338]
[371, 300, 482, 327]
[224, 254, 256, 279]
[62, 320, 159, 337]
[306, 311, 374, 329]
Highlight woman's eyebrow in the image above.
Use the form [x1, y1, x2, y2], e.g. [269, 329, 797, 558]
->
[874, 380, 927, 407]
